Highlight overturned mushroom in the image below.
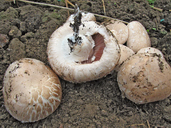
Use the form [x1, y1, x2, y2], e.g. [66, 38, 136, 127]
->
[47, 9, 120, 83]
[3, 58, 62, 123]
[117, 53, 171, 104]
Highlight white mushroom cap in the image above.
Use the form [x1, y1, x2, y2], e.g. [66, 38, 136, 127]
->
[66, 12, 96, 22]
[127, 21, 151, 52]
[106, 20, 128, 45]
[3, 58, 62, 123]
[117, 53, 171, 104]
[47, 21, 120, 83]
[114, 44, 135, 71]
[137, 47, 164, 59]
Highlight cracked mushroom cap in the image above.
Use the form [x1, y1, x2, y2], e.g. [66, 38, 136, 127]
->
[117, 53, 171, 104]
[3, 58, 62, 123]
[47, 21, 120, 83]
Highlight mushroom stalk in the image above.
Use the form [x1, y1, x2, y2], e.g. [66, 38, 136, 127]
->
[68, 5, 82, 52]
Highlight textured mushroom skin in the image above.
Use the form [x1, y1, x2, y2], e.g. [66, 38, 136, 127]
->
[3, 58, 62, 123]
[117, 53, 171, 104]
[47, 21, 120, 83]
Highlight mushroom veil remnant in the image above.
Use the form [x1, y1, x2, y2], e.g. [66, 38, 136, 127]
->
[47, 7, 120, 83]
[3, 58, 62, 123]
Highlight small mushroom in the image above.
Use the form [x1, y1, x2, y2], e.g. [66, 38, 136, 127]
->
[47, 10, 120, 83]
[117, 53, 171, 104]
[114, 44, 135, 71]
[127, 21, 151, 52]
[3, 58, 62, 123]
[106, 20, 128, 44]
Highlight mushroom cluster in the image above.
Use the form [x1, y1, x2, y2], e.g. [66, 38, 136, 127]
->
[3, 6, 171, 123]
[105, 19, 171, 104]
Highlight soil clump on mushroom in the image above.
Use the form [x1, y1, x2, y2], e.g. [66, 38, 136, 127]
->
[0, 0, 171, 127]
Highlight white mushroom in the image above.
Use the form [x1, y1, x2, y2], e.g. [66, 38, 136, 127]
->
[117, 53, 171, 104]
[106, 20, 128, 45]
[47, 11, 120, 83]
[114, 44, 135, 71]
[127, 21, 151, 52]
[3, 58, 62, 123]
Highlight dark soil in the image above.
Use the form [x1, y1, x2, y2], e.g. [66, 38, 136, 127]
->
[0, 0, 171, 127]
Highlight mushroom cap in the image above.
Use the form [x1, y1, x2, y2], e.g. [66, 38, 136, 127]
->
[127, 21, 151, 52]
[3, 58, 62, 123]
[114, 44, 135, 71]
[117, 53, 171, 104]
[47, 21, 120, 83]
[137, 47, 164, 59]
[66, 12, 96, 22]
[106, 20, 128, 44]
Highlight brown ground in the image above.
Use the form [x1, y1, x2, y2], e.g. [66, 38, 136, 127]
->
[0, 0, 171, 127]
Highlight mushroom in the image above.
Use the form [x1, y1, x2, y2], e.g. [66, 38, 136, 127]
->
[117, 53, 171, 104]
[106, 20, 128, 45]
[127, 21, 151, 52]
[47, 8, 120, 83]
[114, 44, 135, 71]
[3, 58, 62, 123]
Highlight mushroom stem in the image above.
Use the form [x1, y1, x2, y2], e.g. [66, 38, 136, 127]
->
[68, 5, 83, 52]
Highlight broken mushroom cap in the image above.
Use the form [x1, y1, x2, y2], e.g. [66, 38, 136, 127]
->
[114, 44, 135, 71]
[66, 12, 96, 22]
[3, 58, 62, 123]
[47, 21, 120, 83]
[117, 53, 171, 104]
[106, 20, 128, 45]
[127, 21, 151, 52]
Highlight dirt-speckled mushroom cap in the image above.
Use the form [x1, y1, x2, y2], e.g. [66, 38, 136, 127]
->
[47, 21, 120, 83]
[117, 53, 171, 104]
[127, 21, 151, 52]
[114, 44, 135, 71]
[106, 20, 128, 45]
[137, 47, 164, 59]
[3, 58, 62, 123]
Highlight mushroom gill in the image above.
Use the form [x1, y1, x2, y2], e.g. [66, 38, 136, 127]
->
[82, 33, 105, 64]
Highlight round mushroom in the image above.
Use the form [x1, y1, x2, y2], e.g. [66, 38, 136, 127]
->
[47, 17, 120, 83]
[117, 53, 171, 104]
[3, 58, 62, 123]
[106, 20, 128, 45]
[127, 21, 151, 52]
